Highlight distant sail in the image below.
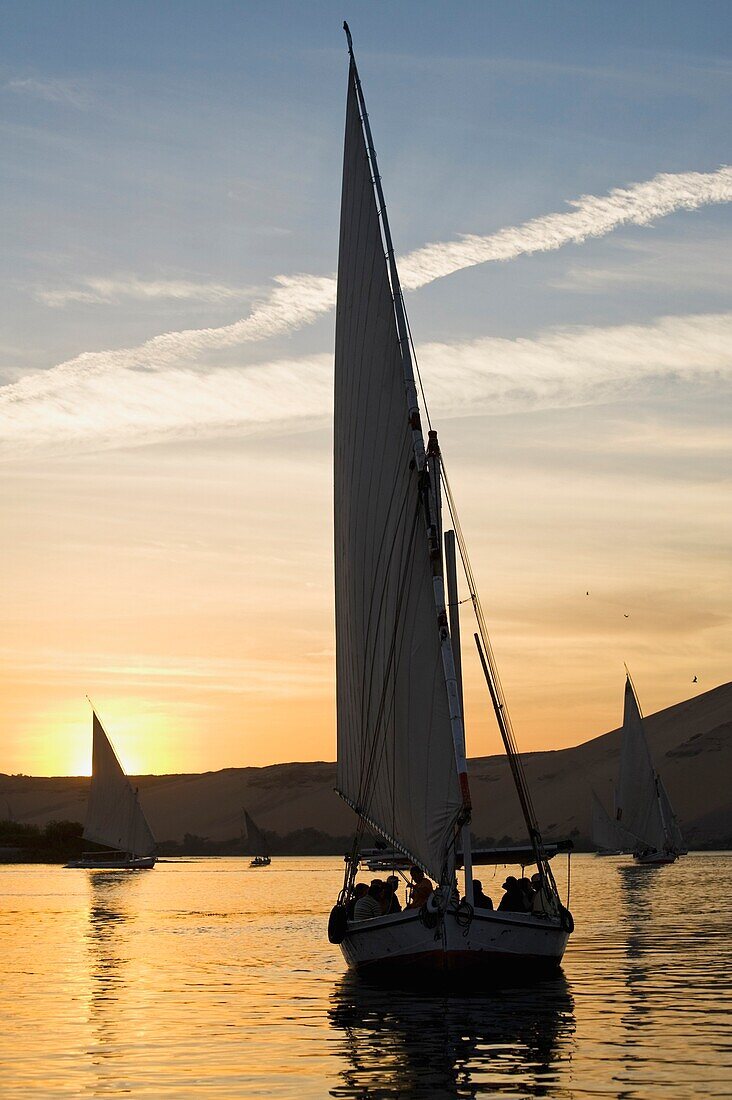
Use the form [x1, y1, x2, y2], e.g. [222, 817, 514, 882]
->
[243, 810, 268, 856]
[657, 775, 686, 853]
[83, 713, 155, 856]
[333, 66, 462, 879]
[590, 789, 628, 852]
[615, 678, 668, 852]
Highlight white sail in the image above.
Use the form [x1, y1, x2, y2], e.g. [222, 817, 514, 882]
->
[334, 66, 462, 880]
[615, 678, 668, 852]
[83, 713, 155, 856]
[590, 789, 627, 852]
[657, 775, 685, 853]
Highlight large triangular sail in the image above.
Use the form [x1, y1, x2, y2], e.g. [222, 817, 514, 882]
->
[83, 713, 156, 856]
[334, 55, 463, 880]
[615, 678, 669, 852]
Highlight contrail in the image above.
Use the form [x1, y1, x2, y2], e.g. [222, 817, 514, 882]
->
[2, 312, 730, 455]
[399, 166, 732, 288]
[2, 165, 731, 417]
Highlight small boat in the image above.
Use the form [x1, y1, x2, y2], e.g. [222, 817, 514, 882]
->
[328, 25, 573, 980]
[66, 710, 156, 870]
[615, 674, 684, 865]
[360, 848, 412, 873]
[243, 810, 271, 867]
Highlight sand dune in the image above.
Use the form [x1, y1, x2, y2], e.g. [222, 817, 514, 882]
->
[2, 682, 730, 849]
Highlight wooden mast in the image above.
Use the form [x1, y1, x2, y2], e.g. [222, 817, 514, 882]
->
[445, 529, 473, 904]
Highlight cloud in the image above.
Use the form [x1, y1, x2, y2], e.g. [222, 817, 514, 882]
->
[4, 165, 730, 454]
[550, 237, 732, 294]
[2, 312, 729, 456]
[22, 164, 732, 390]
[398, 166, 732, 288]
[6, 77, 89, 110]
[36, 275, 252, 309]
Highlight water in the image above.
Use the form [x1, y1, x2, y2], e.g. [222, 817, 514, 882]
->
[0, 854, 729, 1098]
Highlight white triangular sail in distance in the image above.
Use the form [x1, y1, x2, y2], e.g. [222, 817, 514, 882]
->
[83, 713, 155, 856]
[333, 65, 462, 880]
[615, 677, 670, 853]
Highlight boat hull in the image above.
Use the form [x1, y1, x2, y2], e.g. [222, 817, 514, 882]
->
[65, 855, 156, 870]
[339, 907, 569, 980]
[633, 851, 677, 865]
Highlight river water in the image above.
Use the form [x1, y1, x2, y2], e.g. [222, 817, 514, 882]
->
[0, 853, 729, 1098]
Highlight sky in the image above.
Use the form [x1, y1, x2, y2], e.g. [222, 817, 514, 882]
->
[1, 0, 730, 776]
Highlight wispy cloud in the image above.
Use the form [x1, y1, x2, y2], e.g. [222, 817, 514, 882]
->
[398, 166, 732, 288]
[36, 275, 251, 309]
[6, 77, 89, 110]
[550, 237, 732, 294]
[4, 163, 726, 455]
[2, 312, 729, 456]
[22, 165, 732, 392]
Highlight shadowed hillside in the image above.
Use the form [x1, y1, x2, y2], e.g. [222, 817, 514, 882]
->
[1, 682, 730, 851]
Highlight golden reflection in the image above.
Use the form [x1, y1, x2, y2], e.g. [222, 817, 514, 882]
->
[328, 972, 575, 1098]
[85, 871, 142, 1088]
[617, 864, 659, 1046]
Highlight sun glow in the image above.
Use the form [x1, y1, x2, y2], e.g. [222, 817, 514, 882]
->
[11, 694, 182, 777]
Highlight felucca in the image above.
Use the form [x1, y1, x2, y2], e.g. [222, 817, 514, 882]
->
[614, 675, 684, 865]
[243, 809, 271, 866]
[66, 710, 156, 869]
[327, 25, 574, 978]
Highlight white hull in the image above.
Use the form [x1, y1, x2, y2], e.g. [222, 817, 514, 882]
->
[66, 854, 156, 870]
[340, 907, 569, 978]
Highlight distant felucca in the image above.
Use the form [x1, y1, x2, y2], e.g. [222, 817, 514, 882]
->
[66, 710, 156, 870]
[614, 675, 685, 865]
[327, 24, 573, 978]
[244, 810, 271, 867]
[590, 788, 628, 856]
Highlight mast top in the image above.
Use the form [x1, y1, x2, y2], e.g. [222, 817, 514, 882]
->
[343, 21, 354, 55]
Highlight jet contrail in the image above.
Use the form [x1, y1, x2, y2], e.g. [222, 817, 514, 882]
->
[2, 165, 731, 423]
[399, 166, 732, 288]
[2, 312, 730, 455]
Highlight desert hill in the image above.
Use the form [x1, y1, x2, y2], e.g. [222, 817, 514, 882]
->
[1, 681, 730, 850]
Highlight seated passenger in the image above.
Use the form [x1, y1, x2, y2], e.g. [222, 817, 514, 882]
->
[472, 879, 493, 909]
[382, 875, 402, 914]
[354, 881, 383, 921]
[498, 876, 527, 912]
[346, 882, 368, 920]
[530, 872, 559, 917]
[407, 865, 434, 909]
[520, 877, 535, 909]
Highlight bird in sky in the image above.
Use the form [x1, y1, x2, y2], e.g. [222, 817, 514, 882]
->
[624, 613, 630, 619]
[693, 675, 698, 683]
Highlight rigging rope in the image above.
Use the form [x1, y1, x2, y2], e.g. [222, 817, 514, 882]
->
[439, 459, 560, 899]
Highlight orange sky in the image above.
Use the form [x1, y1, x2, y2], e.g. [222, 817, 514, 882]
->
[2, 405, 729, 777]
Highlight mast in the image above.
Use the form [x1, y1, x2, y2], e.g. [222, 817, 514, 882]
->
[343, 24, 471, 851]
[445, 530, 473, 904]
